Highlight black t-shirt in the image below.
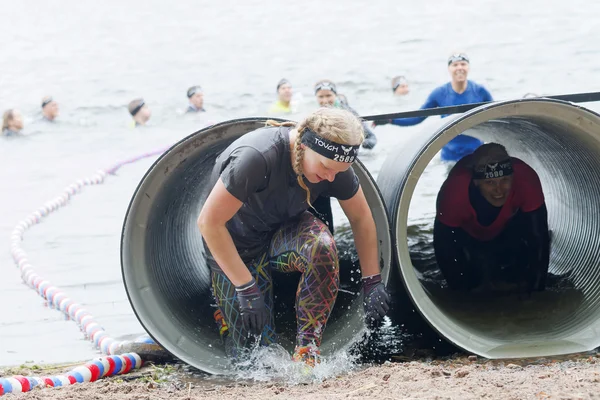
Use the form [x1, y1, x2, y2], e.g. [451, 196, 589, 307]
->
[207, 126, 360, 264]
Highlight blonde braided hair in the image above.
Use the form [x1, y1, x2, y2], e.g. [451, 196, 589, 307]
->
[266, 107, 365, 206]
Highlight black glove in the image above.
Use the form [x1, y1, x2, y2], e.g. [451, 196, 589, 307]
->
[362, 273, 391, 322]
[371, 119, 391, 127]
[235, 279, 268, 335]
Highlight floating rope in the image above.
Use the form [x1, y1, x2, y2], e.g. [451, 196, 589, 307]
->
[0, 147, 169, 396]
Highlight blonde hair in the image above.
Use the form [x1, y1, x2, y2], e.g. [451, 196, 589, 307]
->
[2, 109, 15, 131]
[470, 143, 510, 172]
[266, 107, 364, 206]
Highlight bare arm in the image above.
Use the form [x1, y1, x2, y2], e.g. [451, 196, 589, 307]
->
[197, 178, 253, 286]
[338, 186, 380, 277]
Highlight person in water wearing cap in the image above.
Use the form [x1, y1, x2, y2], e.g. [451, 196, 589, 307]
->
[186, 86, 205, 113]
[128, 98, 151, 127]
[433, 143, 550, 294]
[197, 107, 391, 367]
[2, 109, 24, 136]
[268, 79, 293, 114]
[41, 96, 59, 122]
[314, 80, 377, 149]
[375, 53, 493, 161]
[391, 75, 409, 96]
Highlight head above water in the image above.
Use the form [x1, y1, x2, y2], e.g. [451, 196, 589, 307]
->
[187, 86, 204, 109]
[128, 98, 151, 125]
[391, 75, 409, 96]
[266, 107, 364, 205]
[314, 79, 338, 107]
[471, 143, 514, 207]
[2, 109, 24, 132]
[447, 51, 470, 85]
[276, 79, 293, 103]
[41, 96, 59, 121]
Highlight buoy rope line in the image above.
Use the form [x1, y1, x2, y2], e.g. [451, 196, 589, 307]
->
[0, 147, 168, 396]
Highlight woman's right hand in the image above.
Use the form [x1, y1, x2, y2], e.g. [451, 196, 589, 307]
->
[235, 279, 269, 335]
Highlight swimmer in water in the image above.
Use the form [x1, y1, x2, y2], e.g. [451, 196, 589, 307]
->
[41, 96, 59, 122]
[186, 86, 206, 113]
[375, 53, 493, 161]
[128, 98, 151, 127]
[391, 75, 409, 96]
[198, 107, 391, 367]
[2, 109, 24, 136]
[268, 79, 293, 114]
[433, 143, 550, 295]
[314, 80, 377, 149]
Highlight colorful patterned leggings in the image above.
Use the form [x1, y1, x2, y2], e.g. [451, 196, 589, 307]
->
[211, 212, 340, 352]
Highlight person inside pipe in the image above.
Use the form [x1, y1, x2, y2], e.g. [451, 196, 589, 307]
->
[374, 52, 493, 162]
[197, 107, 391, 367]
[433, 143, 550, 294]
[314, 79, 378, 150]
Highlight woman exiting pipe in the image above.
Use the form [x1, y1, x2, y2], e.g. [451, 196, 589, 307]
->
[197, 107, 390, 367]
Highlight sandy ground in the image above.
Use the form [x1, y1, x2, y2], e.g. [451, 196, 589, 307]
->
[3, 354, 600, 399]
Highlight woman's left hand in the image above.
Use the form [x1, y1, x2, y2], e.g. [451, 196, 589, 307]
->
[362, 274, 391, 322]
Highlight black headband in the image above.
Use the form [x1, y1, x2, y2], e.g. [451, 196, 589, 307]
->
[187, 86, 202, 98]
[41, 97, 54, 108]
[448, 53, 470, 66]
[300, 128, 360, 163]
[130, 101, 145, 116]
[314, 82, 337, 95]
[276, 79, 290, 91]
[473, 158, 513, 180]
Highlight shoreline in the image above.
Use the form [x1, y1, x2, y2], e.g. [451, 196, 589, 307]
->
[3, 352, 600, 399]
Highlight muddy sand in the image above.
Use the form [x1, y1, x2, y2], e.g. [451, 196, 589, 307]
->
[2, 353, 600, 399]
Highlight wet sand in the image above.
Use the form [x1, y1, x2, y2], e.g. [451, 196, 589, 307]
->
[4, 353, 600, 399]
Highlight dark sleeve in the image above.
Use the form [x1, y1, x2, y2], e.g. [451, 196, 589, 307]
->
[322, 167, 360, 201]
[361, 122, 378, 149]
[433, 218, 472, 290]
[219, 146, 269, 202]
[391, 88, 440, 127]
[522, 203, 550, 291]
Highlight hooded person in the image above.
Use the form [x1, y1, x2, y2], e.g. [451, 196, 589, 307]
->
[433, 143, 550, 294]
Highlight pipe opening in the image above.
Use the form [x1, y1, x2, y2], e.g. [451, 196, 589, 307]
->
[121, 118, 392, 374]
[379, 99, 600, 359]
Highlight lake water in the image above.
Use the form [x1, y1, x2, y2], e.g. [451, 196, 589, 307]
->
[1, 0, 599, 367]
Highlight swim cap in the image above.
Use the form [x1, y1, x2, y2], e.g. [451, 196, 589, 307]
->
[392, 76, 408, 92]
[448, 53, 470, 66]
[276, 79, 291, 91]
[128, 99, 145, 116]
[187, 86, 202, 98]
[41, 96, 54, 108]
[314, 81, 337, 95]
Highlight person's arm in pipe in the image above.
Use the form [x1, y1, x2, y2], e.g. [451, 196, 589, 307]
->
[197, 178, 252, 286]
[433, 218, 472, 291]
[339, 186, 390, 321]
[522, 203, 551, 292]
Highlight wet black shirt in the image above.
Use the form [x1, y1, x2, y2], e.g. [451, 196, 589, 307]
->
[208, 126, 360, 263]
